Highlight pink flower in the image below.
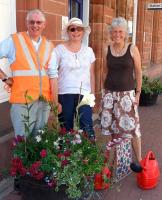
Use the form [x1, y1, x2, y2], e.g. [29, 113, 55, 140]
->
[40, 149, 47, 158]
[48, 179, 57, 187]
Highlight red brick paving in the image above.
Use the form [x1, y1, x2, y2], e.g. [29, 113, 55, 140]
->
[2, 95, 162, 200]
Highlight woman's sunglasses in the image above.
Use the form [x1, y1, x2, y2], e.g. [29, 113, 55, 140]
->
[68, 27, 84, 32]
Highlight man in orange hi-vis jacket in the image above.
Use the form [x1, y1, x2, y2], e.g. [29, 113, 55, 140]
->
[0, 9, 60, 136]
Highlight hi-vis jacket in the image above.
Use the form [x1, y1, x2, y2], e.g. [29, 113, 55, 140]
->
[10, 32, 53, 103]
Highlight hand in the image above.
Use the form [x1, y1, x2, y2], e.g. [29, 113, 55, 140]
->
[5, 77, 13, 87]
[57, 103, 62, 114]
[134, 92, 141, 106]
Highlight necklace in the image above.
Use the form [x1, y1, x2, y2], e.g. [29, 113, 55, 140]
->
[112, 43, 126, 56]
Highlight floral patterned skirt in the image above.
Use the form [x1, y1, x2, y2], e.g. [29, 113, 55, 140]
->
[101, 90, 141, 138]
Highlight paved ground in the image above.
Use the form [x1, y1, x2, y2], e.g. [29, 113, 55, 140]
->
[2, 95, 162, 200]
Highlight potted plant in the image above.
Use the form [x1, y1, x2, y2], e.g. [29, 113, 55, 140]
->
[139, 75, 162, 106]
[9, 93, 107, 200]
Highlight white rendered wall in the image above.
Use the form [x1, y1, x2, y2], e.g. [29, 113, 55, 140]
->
[0, 0, 16, 103]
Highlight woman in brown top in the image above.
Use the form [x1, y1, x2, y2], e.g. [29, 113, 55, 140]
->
[101, 17, 142, 172]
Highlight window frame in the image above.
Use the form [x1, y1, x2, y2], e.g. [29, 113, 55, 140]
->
[69, 0, 83, 20]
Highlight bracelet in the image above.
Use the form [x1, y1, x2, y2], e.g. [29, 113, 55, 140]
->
[136, 90, 141, 94]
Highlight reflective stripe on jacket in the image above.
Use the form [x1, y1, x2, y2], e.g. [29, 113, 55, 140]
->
[10, 32, 53, 103]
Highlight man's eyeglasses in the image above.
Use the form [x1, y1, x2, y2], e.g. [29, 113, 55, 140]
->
[28, 20, 44, 25]
[68, 27, 84, 32]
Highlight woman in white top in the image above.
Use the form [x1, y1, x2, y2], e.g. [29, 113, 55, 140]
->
[48, 18, 96, 140]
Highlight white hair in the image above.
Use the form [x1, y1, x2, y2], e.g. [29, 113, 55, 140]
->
[108, 17, 129, 41]
[26, 9, 46, 22]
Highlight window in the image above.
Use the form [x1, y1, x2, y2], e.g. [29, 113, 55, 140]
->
[69, 0, 83, 20]
[116, 0, 134, 42]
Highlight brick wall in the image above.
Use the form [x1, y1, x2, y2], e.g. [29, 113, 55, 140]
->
[89, 1, 115, 107]
[137, 0, 162, 78]
[16, 0, 68, 46]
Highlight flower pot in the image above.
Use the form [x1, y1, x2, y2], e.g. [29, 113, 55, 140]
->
[19, 176, 68, 200]
[139, 92, 158, 106]
[19, 176, 92, 200]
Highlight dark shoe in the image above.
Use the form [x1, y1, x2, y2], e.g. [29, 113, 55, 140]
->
[130, 162, 143, 173]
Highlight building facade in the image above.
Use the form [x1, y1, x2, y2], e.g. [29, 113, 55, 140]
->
[0, 0, 162, 171]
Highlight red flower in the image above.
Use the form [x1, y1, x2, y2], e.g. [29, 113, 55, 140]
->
[20, 167, 27, 176]
[33, 161, 41, 168]
[61, 159, 69, 167]
[29, 161, 42, 177]
[63, 150, 71, 157]
[34, 172, 44, 180]
[11, 157, 23, 170]
[10, 167, 17, 176]
[16, 135, 25, 143]
[57, 153, 64, 159]
[65, 139, 70, 144]
[40, 149, 47, 158]
[59, 128, 67, 136]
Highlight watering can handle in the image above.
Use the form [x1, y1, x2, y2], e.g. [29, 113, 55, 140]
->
[144, 151, 155, 167]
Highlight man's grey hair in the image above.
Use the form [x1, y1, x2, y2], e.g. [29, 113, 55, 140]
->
[26, 9, 46, 22]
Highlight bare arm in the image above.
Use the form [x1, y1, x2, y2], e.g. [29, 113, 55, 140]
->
[0, 68, 7, 79]
[131, 45, 142, 105]
[102, 46, 108, 89]
[49, 78, 62, 113]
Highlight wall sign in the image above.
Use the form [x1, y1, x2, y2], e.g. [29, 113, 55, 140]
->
[147, 3, 162, 10]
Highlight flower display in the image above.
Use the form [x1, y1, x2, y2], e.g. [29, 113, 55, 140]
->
[10, 95, 106, 199]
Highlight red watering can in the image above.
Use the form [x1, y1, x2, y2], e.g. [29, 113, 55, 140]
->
[94, 166, 111, 190]
[137, 151, 160, 189]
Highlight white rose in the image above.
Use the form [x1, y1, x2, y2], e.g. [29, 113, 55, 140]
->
[35, 135, 41, 142]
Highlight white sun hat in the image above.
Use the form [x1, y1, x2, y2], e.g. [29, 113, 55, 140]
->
[62, 17, 91, 40]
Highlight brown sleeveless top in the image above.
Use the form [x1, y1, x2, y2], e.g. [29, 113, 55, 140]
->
[104, 44, 135, 91]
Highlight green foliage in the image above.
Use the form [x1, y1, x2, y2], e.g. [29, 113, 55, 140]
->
[142, 75, 162, 95]
[10, 98, 106, 199]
